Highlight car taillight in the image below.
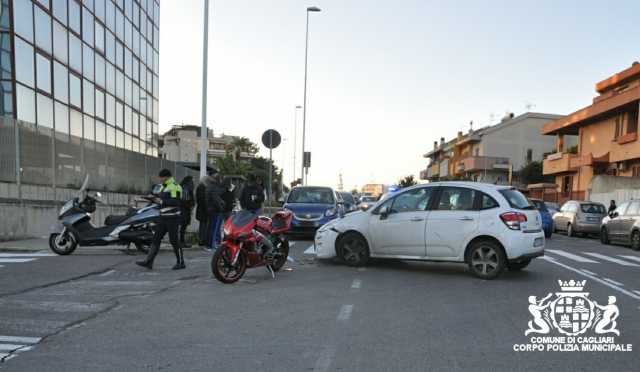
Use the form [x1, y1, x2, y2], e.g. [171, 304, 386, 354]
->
[500, 212, 527, 230]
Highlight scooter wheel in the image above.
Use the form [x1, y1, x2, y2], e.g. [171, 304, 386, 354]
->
[49, 232, 78, 255]
[211, 246, 247, 284]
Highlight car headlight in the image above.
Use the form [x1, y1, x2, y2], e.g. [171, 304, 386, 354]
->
[325, 208, 337, 217]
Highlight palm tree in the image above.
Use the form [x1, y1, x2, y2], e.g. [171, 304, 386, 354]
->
[228, 137, 259, 161]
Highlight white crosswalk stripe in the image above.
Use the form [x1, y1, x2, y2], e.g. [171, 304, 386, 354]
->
[304, 245, 316, 255]
[545, 250, 599, 263]
[0, 335, 41, 363]
[0, 252, 52, 269]
[583, 252, 640, 267]
[618, 255, 640, 264]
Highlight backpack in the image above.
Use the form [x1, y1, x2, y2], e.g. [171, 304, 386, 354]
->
[241, 184, 264, 211]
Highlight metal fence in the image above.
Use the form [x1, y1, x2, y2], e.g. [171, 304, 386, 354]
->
[0, 116, 198, 195]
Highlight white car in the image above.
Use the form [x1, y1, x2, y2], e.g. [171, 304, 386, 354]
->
[314, 182, 545, 279]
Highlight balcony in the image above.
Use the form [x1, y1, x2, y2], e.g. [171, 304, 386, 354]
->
[456, 156, 510, 174]
[543, 152, 578, 175]
[616, 132, 637, 145]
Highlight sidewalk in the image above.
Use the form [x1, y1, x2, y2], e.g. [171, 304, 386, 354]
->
[0, 238, 198, 252]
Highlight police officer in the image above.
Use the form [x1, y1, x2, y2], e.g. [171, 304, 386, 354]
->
[136, 169, 185, 270]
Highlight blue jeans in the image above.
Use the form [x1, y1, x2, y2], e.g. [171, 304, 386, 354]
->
[209, 214, 223, 249]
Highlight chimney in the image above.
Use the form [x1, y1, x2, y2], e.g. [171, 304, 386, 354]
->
[433, 141, 438, 150]
[440, 137, 444, 146]
[457, 131, 463, 140]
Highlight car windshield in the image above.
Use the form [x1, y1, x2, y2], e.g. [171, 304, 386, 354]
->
[499, 188, 534, 209]
[361, 196, 377, 203]
[340, 193, 355, 203]
[581, 203, 605, 214]
[287, 187, 335, 204]
[545, 202, 559, 210]
[530, 200, 548, 212]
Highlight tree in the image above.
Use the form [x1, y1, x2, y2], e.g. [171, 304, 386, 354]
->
[519, 161, 553, 185]
[397, 175, 418, 188]
[227, 137, 259, 161]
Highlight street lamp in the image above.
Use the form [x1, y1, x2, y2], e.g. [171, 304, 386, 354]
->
[200, 0, 211, 179]
[300, 6, 321, 186]
[292, 105, 302, 184]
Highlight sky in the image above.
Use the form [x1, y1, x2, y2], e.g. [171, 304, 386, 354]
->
[159, 0, 640, 191]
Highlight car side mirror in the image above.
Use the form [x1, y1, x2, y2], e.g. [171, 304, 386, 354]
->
[379, 205, 390, 220]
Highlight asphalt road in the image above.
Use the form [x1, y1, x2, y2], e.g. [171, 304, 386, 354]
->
[0, 234, 638, 371]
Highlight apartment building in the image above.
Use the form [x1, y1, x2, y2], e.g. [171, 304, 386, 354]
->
[422, 112, 568, 185]
[541, 62, 640, 202]
[159, 125, 255, 164]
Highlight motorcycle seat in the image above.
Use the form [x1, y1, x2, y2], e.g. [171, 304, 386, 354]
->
[104, 215, 129, 226]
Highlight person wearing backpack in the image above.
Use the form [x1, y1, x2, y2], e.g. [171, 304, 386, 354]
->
[206, 173, 226, 251]
[179, 176, 195, 248]
[240, 174, 265, 214]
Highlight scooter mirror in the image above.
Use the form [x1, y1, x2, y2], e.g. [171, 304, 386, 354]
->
[95, 192, 102, 199]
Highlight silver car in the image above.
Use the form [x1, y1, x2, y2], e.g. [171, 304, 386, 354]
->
[600, 200, 640, 250]
[553, 200, 606, 237]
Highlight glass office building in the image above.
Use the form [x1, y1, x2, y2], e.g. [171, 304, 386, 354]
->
[1, 0, 160, 156]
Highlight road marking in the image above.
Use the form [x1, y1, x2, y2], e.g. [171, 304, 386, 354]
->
[357, 267, 366, 272]
[603, 278, 624, 286]
[0, 258, 37, 263]
[303, 245, 315, 255]
[286, 256, 296, 263]
[540, 256, 640, 301]
[581, 269, 597, 276]
[337, 304, 353, 321]
[0, 344, 25, 351]
[0, 336, 41, 344]
[583, 252, 640, 267]
[313, 346, 336, 372]
[546, 249, 599, 263]
[0, 253, 54, 257]
[618, 255, 640, 264]
[99, 269, 116, 277]
[634, 290, 640, 297]
[351, 279, 361, 289]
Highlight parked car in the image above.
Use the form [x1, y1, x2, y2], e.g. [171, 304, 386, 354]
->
[359, 196, 378, 211]
[284, 186, 344, 237]
[339, 192, 358, 213]
[544, 202, 560, 217]
[600, 200, 640, 250]
[530, 198, 553, 238]
[553, 200, 606, 237]
[314, 182, 545, 279]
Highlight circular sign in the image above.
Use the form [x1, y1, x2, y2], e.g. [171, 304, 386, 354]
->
[261, 129, 281, 149]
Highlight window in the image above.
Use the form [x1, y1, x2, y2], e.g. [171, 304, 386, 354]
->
[34, 7, 52, 54]
[498, 188, 532, 210]
[115, 101, 123, 128]
[95, 54, 106, 87]
[82, 44, 94, 80]
[82, 8, 94, 46]
[632, 165, 640, 177]
[124, 104, 131, 132]
[69, 73, 81, 108]
[95, 0, 106, 21]
[133, 29, 140, 57]
[54, 101, 69, 133]
[95, 89, 105, 119]
[106, 0, 116, 30]
[124, 48, 132, 77]
[106, 124, 115, 146]
[0, 33, 10, 79]
[106, 63, 115, 94]
[115, 41, 124, 69]
[53, 22, 68, 64]
[390, 187, 433, 213]
[36, 0, 50, 8]
[105, 31, 115, 63]
[35, 53, 52, 94]
[106, 93, 115, 125]
[116, 129, 124, 149]
[16, 84, 36, 123]
[70, 108, 82, 137]
[82, 80, 94, 115]
[526, 149, 533, 163]
[14, 0, 34, 42]
[580, 203, 605, 214]
[84, 0, 94, 11]
[625, 202, 640, 216]
[83, 115, 95, 141]
[116, 8, 124, 40]
[37, 93, 54, 128]
[69, 33, 82, 72]
[480, 193, 499, 210]
[115, 69, 124, 99]
[614, 116, 622, 140]
[95, 22, 105, 54]
[614, 202, 629, 216]
[53, 61, 68, 103]
[15, 38, 35, 87]
[52, 0, 68, 25]
[628, 109, 638, 134]
[562, 175, 572, 196]
[95, 120, 106, 143]
[131, 110, 138, 136]
[435, 187, 476, 211]
[0, 82, 14, 116]
[69, 0, 81, 35]
[125, 19, 132, 48]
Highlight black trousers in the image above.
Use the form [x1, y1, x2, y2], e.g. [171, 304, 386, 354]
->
[180, 207, 193, 242]
[145, 219, 183, 264]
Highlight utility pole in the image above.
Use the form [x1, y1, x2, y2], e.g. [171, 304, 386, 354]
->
[199, 0, 210, 179]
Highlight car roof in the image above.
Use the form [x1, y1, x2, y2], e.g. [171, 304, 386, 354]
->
[401, 181, 513, 193]
[292, 186, 334, 191]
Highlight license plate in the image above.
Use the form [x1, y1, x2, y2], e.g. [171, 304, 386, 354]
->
[534, 237, 544, 247]
[300, 221, 314, 227]
[587, 217, 599, 222]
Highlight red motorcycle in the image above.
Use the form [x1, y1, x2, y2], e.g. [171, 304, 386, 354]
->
[211, 210, 293, 284]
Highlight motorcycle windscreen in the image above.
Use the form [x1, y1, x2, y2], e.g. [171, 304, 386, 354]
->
[78, 174, 90, 198]
[231, 210, 257, 228]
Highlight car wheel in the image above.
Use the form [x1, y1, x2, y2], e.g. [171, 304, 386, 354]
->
[631, 231, 640, 251]
[467, 240, 506, 280]
[567, 223, 575, 237]
[337, 232, 370, 267]
[600, 227, 610, 245]
[507, 259, 531, 271]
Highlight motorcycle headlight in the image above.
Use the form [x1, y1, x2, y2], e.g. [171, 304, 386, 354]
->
[59, 201, 73, 217]
[325, 208, 337, 217]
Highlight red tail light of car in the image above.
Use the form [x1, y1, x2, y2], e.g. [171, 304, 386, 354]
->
[500, 212, 527, 230]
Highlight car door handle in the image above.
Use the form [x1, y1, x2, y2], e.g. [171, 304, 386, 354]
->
[410, 217, 424, 222]
[458, 216, 474, 221]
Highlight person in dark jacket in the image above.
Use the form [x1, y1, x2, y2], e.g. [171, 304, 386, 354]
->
[608, 200, 617, 215]
[206, 174, 226, 251]
[136, 169, 185, 270]
[195, 175, 211, 248]
[240, 174, 265, 214]
[179, 176, 195, 248]
[221, 178, 235, 222]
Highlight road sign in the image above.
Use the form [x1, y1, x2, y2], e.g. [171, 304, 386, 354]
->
[261, 129, 281, 149]
[303, 151, 311, 168]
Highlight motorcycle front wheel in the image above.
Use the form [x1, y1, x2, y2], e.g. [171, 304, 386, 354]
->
[270, 240, 289, 272]
[49, 232, 78, 255]
[211, 245, 247, 284]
